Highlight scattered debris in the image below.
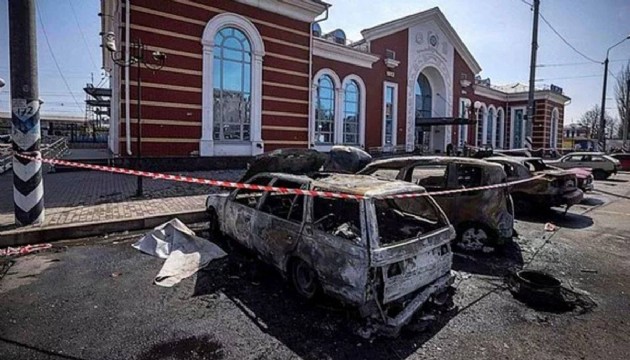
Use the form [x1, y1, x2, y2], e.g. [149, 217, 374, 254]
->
[133, 218, 227, 287]
[0, 243, 53, 257]
[544, 223, 559, 232]
[580, 269, 598, 274]
[507, 270, 597, 312]
[111, 272, 123, 278]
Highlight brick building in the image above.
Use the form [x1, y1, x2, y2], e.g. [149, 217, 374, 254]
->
[101, 0, 570, 157]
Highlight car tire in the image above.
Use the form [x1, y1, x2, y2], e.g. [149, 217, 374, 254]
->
[290, 258, 320, 300]
[456, 223, 495, 252]
[593, 170, 609, 180]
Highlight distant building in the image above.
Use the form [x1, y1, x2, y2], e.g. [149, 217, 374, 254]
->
[100, 0, 570, 157]
[563, 124, 594, 150]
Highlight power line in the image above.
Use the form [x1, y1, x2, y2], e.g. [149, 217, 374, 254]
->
[538, 13, 601, 64]
[67, 0, 98, 70]
[535, 74, 602, 81]
[36, 2, 84, 113]
[519, 0, 601, 64]
[537, 59, 630, 68]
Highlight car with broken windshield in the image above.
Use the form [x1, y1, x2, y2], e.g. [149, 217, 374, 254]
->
[485, 156, 584, 212]
[205, 172, 455, 336]
[357, 157, 514, 252]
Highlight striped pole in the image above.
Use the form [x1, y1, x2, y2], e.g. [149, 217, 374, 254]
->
[9, 0, 44, 226]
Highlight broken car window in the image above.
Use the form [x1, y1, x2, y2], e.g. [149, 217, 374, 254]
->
[259, 179, 305, 223]
[233, 176, 272, 208]
[375, 197, 446, 245]
[370, 168, 400, 181]
[411, 165, 447, 190]
[455, 165, 482, 188]
[312, 197, 361, 242]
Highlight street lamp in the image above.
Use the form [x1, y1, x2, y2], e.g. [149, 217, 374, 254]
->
[103, 32, 166, 197]
[599, 34, 630, 152]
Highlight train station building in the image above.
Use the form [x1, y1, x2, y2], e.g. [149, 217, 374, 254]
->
[101, 0, 570, 157]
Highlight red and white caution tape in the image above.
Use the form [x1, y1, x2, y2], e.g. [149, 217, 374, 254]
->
[13, 153, 545, 200]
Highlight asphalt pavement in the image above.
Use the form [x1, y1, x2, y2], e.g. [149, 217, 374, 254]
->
[1, 174, 630, 359]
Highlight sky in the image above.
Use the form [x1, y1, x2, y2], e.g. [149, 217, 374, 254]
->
[0, 0, 629, 124]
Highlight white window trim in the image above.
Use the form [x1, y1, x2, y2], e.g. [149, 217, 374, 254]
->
[200, 13, 265, 156]
[496, 107, 505, 149]
[510, 106, 527, 149]
[311, 68, 342, 152]
[341, 74, 367, 148]
[550, 107, 559, 149]
[458, 98, 471, 147]
[382, 81, 398, 150]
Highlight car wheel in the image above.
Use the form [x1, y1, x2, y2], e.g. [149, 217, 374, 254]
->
[457, 224, 492, 252]
[290, 258, 319, 300]
[592, 170, 608, 180]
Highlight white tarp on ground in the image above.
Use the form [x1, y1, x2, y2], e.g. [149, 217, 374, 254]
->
[132, 218, 227, 287]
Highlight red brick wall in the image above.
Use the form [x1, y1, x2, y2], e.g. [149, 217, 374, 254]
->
[120, 0, 312, 156]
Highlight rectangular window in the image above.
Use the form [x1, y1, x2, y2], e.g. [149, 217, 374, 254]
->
[458, 99, 469, 147]
[512, 108, 525, 148]
[312, 197, 361, 242]
[382, 82, 398, 147]
[258, 180, 305, 223]
[233, 176, 271, 208]
[374, 197, 446, 245]
[385, 49, 396, 60]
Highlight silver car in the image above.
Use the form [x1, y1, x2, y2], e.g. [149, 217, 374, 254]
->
[206, 172, 455, 335]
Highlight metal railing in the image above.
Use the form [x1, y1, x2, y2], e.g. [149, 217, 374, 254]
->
[0, 137, 68, 174]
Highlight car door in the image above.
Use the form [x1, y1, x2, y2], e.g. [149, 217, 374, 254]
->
[449, 163, 485, 227]
[224, 175, 272, 249]
[296, 194, 369, 304]
[252, 178, 307, 269]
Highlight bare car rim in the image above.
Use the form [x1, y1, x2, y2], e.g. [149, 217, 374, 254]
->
[292, 260, 318, 299]
[458, 227, 488, 251]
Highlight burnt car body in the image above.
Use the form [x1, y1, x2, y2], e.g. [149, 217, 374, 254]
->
[485, 157, 584, 211]
[357, 157, 514, 251]
[560, 167, 594, 192]
[206, 172, 455, 335]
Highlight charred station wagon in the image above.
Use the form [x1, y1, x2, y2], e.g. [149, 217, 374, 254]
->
[206, 172, 455, 335]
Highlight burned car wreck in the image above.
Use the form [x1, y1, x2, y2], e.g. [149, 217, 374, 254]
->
[206, 171, 455, 336]
[486, 156, 584, 213]
[357, 156, 515, 252]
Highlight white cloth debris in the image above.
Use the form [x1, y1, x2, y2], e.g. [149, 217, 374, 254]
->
[132, 218, 227, 287]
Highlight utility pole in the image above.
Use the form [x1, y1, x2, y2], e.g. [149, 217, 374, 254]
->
[526, 0, 540, 152]
[598, 58, 610, 152]
[9, 0, 44, 226]
[624, 78, 630, 151]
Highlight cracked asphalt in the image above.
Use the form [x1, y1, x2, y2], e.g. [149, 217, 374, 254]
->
[1, 174, 630, 359]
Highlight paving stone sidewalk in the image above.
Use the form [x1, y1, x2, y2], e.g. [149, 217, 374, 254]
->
[0, 168, 244, 231]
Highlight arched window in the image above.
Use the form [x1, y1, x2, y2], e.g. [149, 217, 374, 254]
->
[343, 80, 360, 144]
[315, 75, 335, 144]
[495, 108, 504, 149]
[486, 107, 494, 145]
[550, 108, 559, 148]
[201, 13, 264, 156]
[476, 104, 486, 146]
[213, 27, 252, 141]
[415, 74, 432, 119]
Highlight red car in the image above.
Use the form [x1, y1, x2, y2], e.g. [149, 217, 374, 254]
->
[610, 153, 630, 171]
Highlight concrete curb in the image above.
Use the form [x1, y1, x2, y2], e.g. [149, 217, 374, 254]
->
[0, 209, 208, 247]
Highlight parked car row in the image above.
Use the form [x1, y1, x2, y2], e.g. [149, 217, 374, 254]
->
[204, 147, 600, 336]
